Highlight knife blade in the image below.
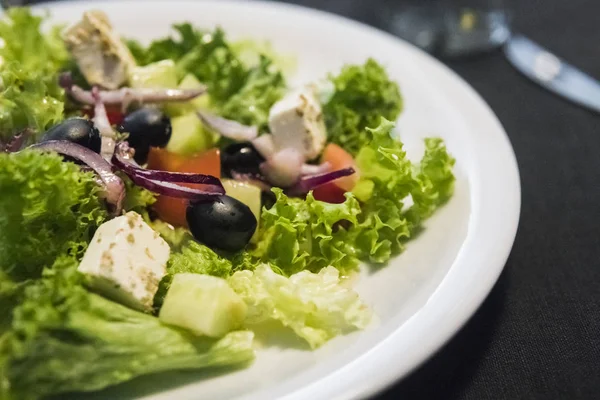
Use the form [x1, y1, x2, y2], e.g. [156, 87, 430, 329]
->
[504, 34, 600, 113]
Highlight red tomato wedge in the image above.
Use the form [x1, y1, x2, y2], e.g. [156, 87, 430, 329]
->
[82, 105, 125, 126]
[147, 147, 221, 227]
[312, 143, 359, 204]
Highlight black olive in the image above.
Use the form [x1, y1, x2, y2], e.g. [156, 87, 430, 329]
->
[41, 118, 101, 153]
[186, 195, 257, 252]
[118, 108, 172, 164]
[221, 142, 265, 178]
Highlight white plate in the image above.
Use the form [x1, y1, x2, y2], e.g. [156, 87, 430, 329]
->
[36, 1, 520, 399]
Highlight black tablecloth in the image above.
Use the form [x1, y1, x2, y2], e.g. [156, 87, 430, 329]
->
[18, 0, 600, 398]
[268, 0, 600, 399]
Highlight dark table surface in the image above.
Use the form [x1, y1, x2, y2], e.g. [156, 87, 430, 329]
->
[17, 0, 600, 399]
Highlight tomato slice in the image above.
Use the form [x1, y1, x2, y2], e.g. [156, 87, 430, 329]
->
[312, 143, 358, 203]
[82, 105, 125, 126]
[147, 147, 221, 227]
[312, 182, 348, 204]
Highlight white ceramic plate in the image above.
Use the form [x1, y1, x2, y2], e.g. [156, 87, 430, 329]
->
[35, 1, 520, 399]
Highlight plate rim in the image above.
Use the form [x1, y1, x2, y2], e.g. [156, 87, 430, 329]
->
[24, 1, 522, 399]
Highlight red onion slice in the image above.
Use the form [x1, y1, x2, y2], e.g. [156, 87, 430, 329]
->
[259, 148, 305, 188]
[113, 143, 224, 191]
[197, 110, 258, 141]
[91, 87, 117, 160]
[29, 140, 125, 215]
[124, 172, 223, 200]
[286, 167, 356, 197]
[301, 162, 331, 176]
[252, 134, 277, 159]
[65, 84, 206, 108]
[2, 129, 31, 153]
[58, 71, 74, 90]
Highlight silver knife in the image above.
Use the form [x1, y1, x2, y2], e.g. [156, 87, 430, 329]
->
[504, 35, 600, 113]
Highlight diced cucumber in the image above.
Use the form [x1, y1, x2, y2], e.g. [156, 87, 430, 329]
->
[166, 113, 213, 155]
[129, 59, 178, 88]
[181, 74, 211, 110]
[222, 179, 262, 222]
[165, 74, 211, 117]
[159, 273, 247, 338]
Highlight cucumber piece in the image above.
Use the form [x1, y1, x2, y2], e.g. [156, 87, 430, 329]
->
[166, 113, 212, 155]
[159, 273, 247, 338]
[165, 74, 212, 117]
[222, 179, 262, 222]
[180, 74, 211, 110]
[129, 59, 178, 88]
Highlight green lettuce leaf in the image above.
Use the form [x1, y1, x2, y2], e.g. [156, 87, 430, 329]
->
[229, 264, 372, 349]
[0, 151, 107, 281]
[0, 8, 68, 74]
[126, 23, 201, 67]
[0, 63, 65, 142]
[250, 189, 362, 276]
[406, 137, 457, 225]
[323, 59, 403, 155]
[120, 174, 157, 214]
[218, 55, 285, 129]
[0, 8, 68, 141]
[0, 272, 25, 336]
[127, 25, 248, 102]
[348, 118, 455, 263]
[127, 24, 285, 128]
[1, 256, 255, 400]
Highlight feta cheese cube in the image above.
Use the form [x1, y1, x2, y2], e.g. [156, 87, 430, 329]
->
[64, 10, 137, 90]
[268, 86, 327, 160]
[78, 212, 170, 312]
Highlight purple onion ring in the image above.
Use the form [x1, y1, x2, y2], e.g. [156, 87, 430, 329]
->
[197, 110, 258, 141]
[29, 140, 125, 215]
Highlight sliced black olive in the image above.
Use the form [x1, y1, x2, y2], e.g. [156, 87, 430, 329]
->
[117, 107, 172, 164]
[221, 142, 265, 178]
[41, 118, 101, 153]
[186, 195, 257, 252]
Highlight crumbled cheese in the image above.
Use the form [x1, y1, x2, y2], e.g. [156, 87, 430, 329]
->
[63, 10, 137, 89]
[268, 85, 327, 160]
[78, 211, 170, 311]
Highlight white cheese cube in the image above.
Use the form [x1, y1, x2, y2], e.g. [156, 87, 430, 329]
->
[78, 212, 170, 312]
[268, 86, 327, 160]
[64, 10, 137, 89]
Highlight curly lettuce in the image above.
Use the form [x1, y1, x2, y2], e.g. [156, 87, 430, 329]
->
[0, 256, 254, 400]
[0, 8, 68, 74]
[0, 272, 24, 336]
[0, 8, 68, 141]
[120, 174, 157, 214]
[406, 137, 456, 225]
[229, 264, 371, 349]
[0, 63, 65, 143]
[349, 118, 455, 263]
[127, 23, 285, 128]
[219, 56, 285, 129]
[246, 119, 454, 270]
[0, 151, 107, 281]
[250, 189, 361, 276]
[323, 59, 403, 155]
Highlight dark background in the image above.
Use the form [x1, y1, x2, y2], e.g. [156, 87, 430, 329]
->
[18, 0, 600, 399]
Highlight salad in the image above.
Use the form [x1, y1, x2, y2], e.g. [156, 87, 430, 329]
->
[0, 8, 456, 400]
